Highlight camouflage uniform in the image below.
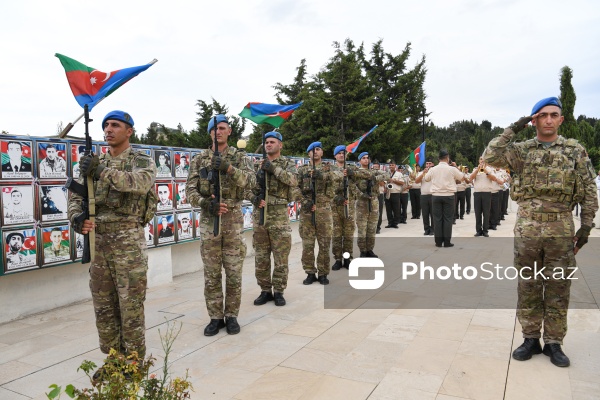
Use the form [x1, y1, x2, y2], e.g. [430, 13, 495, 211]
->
[331, 164, 360, 261]
[186, 146, 255, 319]
[68, 147, 156, 357]
[355, 168, 389, 253]
[298, 163, 341, 276]
[484, 131, 598, 344]
[251, 156, 298, 293]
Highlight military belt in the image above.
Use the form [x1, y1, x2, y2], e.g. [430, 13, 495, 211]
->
[518, 209, 571, 222]
[267, 203, 288, 208]
[96, 221, 140, 234]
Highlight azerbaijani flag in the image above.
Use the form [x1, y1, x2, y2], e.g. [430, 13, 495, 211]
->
[239, 102, 303, 128]
[409, 141, 426, 167]
[346, 125, 378, 153]
[55, 53, 155, 111]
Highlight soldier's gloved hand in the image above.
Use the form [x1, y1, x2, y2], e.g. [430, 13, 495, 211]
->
[360, 192, 372, 200]
[575, 225, 592, 249]
[252, 194, 265, 207]
[80, 155, 100, 178]
[334, 195, 345, 205]
[510, 116, 533, 133]
[303, 200, 314, 211]
[200, 198, 221, 216]
[262, 160, 276, 174]
[345, 168, 354, 178]
[211, 155, 230, 172]
[312, 169, 323, 180]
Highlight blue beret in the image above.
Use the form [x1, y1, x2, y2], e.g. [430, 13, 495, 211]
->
[102, 110, 134, 129]
[358, 152, 369, 160]
[334, 145, 346, 156]
[307, 141, 322, 153]
[531, 97, 562, 116]
[265, 131, 282, 141]
[207, 114, 229, 133]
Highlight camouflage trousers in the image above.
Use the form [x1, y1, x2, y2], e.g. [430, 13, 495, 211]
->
[89, 225, 148, 358]
[200, 206, 246, 319]
[355, 197, 379, 252]
[332, 203, 355, 260]
[299, 204, 332, 275]
[253, 205, 292, 293]
[514, 216, 575, 344]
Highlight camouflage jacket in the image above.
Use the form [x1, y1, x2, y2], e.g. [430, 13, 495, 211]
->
[68, 147, 156, 228]
[355, 168, 390, 197]
[483, 128, 598, 226]
[251, 156, 299, 205]
[297, 162, 343, 205]
[330, 164, 363, 205]
[186, 146, 255, 210]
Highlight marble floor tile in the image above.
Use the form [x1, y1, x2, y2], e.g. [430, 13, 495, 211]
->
[438, 354, 508, 400]
[233, 366, 321, 400]
[394, 336, 460, 376]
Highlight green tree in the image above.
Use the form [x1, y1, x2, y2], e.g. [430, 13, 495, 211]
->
[559, 65, 578, 139]
[190, 98, 246, 150]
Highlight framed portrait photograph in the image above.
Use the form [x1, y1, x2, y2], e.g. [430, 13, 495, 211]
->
[73, 231, 85, 260]
[156, 182, 174, 211]
[176, 211, 194, 241]
[174, 151, 190, 178]
[195, 210, 201, 238]
[100, 146, 110, 155]
[288, 202, 297, 221]
[154, 150, 172, 178]
[1, 185, 35, 226]
[144, 220, 155, 248]
[242, 202, 253, 231]
[70, 143, 97, 178]
[37, 142, 67, 179]
[175, 181, 191, 209]
[1, 139, 33, 179]
[3, 227, 37, 272]
[41, 225, 71, 265]
[156, 214, 175, 244]
[40, 184, 69, 222]
[131, 145, 151, 157]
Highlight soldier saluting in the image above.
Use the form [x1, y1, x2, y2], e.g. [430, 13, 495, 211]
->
[186, 114, 255, 336]
[484, 97, 598, 367]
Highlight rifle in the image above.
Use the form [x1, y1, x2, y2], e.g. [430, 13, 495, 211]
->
[64, 104, 95, 263]
[343, 153, 349, 218]
[366, 176, 373, 213]
[311, 149, 316, 227]
[211, 116, 221, 236]
[259, 133, 268, 225]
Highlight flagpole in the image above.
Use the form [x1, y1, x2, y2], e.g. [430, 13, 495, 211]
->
[58, 58, 158, 138]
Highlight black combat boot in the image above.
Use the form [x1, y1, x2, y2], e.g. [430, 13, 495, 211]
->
[366, 250, 378, 258]
[253, 291, 274, 306]
[225, 316, 240, 335]
[343, 257, 351, 269]
[512, 338, 542, 361]
[303, 273, 318, 285]
[360, 251, 367, 257]
[332, 260, 342, 271]
[273, 292, 286, 306]
[318, 274, 329, 285]
[204, 319, 226, 336]
[543, 343, 570, 367]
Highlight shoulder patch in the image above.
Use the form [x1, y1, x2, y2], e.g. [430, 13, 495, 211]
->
[566, 138, 579, 147]
[134, 157, 151, 168]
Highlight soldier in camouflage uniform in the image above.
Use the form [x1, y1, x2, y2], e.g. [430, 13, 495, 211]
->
[68, 110, 156, 380]
[484, 97, 598, 367]
[186, 114, 255, 336]
[298, 142, 342, 285]
[355, 152, 389, 257]
[331, 145, 360, 270]
[251, 131, 298, 306]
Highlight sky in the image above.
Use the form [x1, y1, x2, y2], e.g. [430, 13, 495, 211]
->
[1, 0, 599, 142]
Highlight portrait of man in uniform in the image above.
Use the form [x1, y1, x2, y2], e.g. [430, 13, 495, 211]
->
[157, 214, 174, 243]
[155, 151, 172, 177]
[42, 226, 71, 264]
[71, 144, 97, 178]
[175, 152, 190, 177]
[40, 185, 69, 222]
[176, 182, 191, 209]
[38, 143, 67, 179]
[2, 186, 35, 225]
[1, 140, 33, 178]
[4, 229, 37, 271]
[177, 212, 193, 240]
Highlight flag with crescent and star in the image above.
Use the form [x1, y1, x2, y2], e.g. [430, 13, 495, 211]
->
[239, 102, 303, 128]
[55, 53, 155, 111]
[409, 141, 426, 167]
[346, 125, 378, 154]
